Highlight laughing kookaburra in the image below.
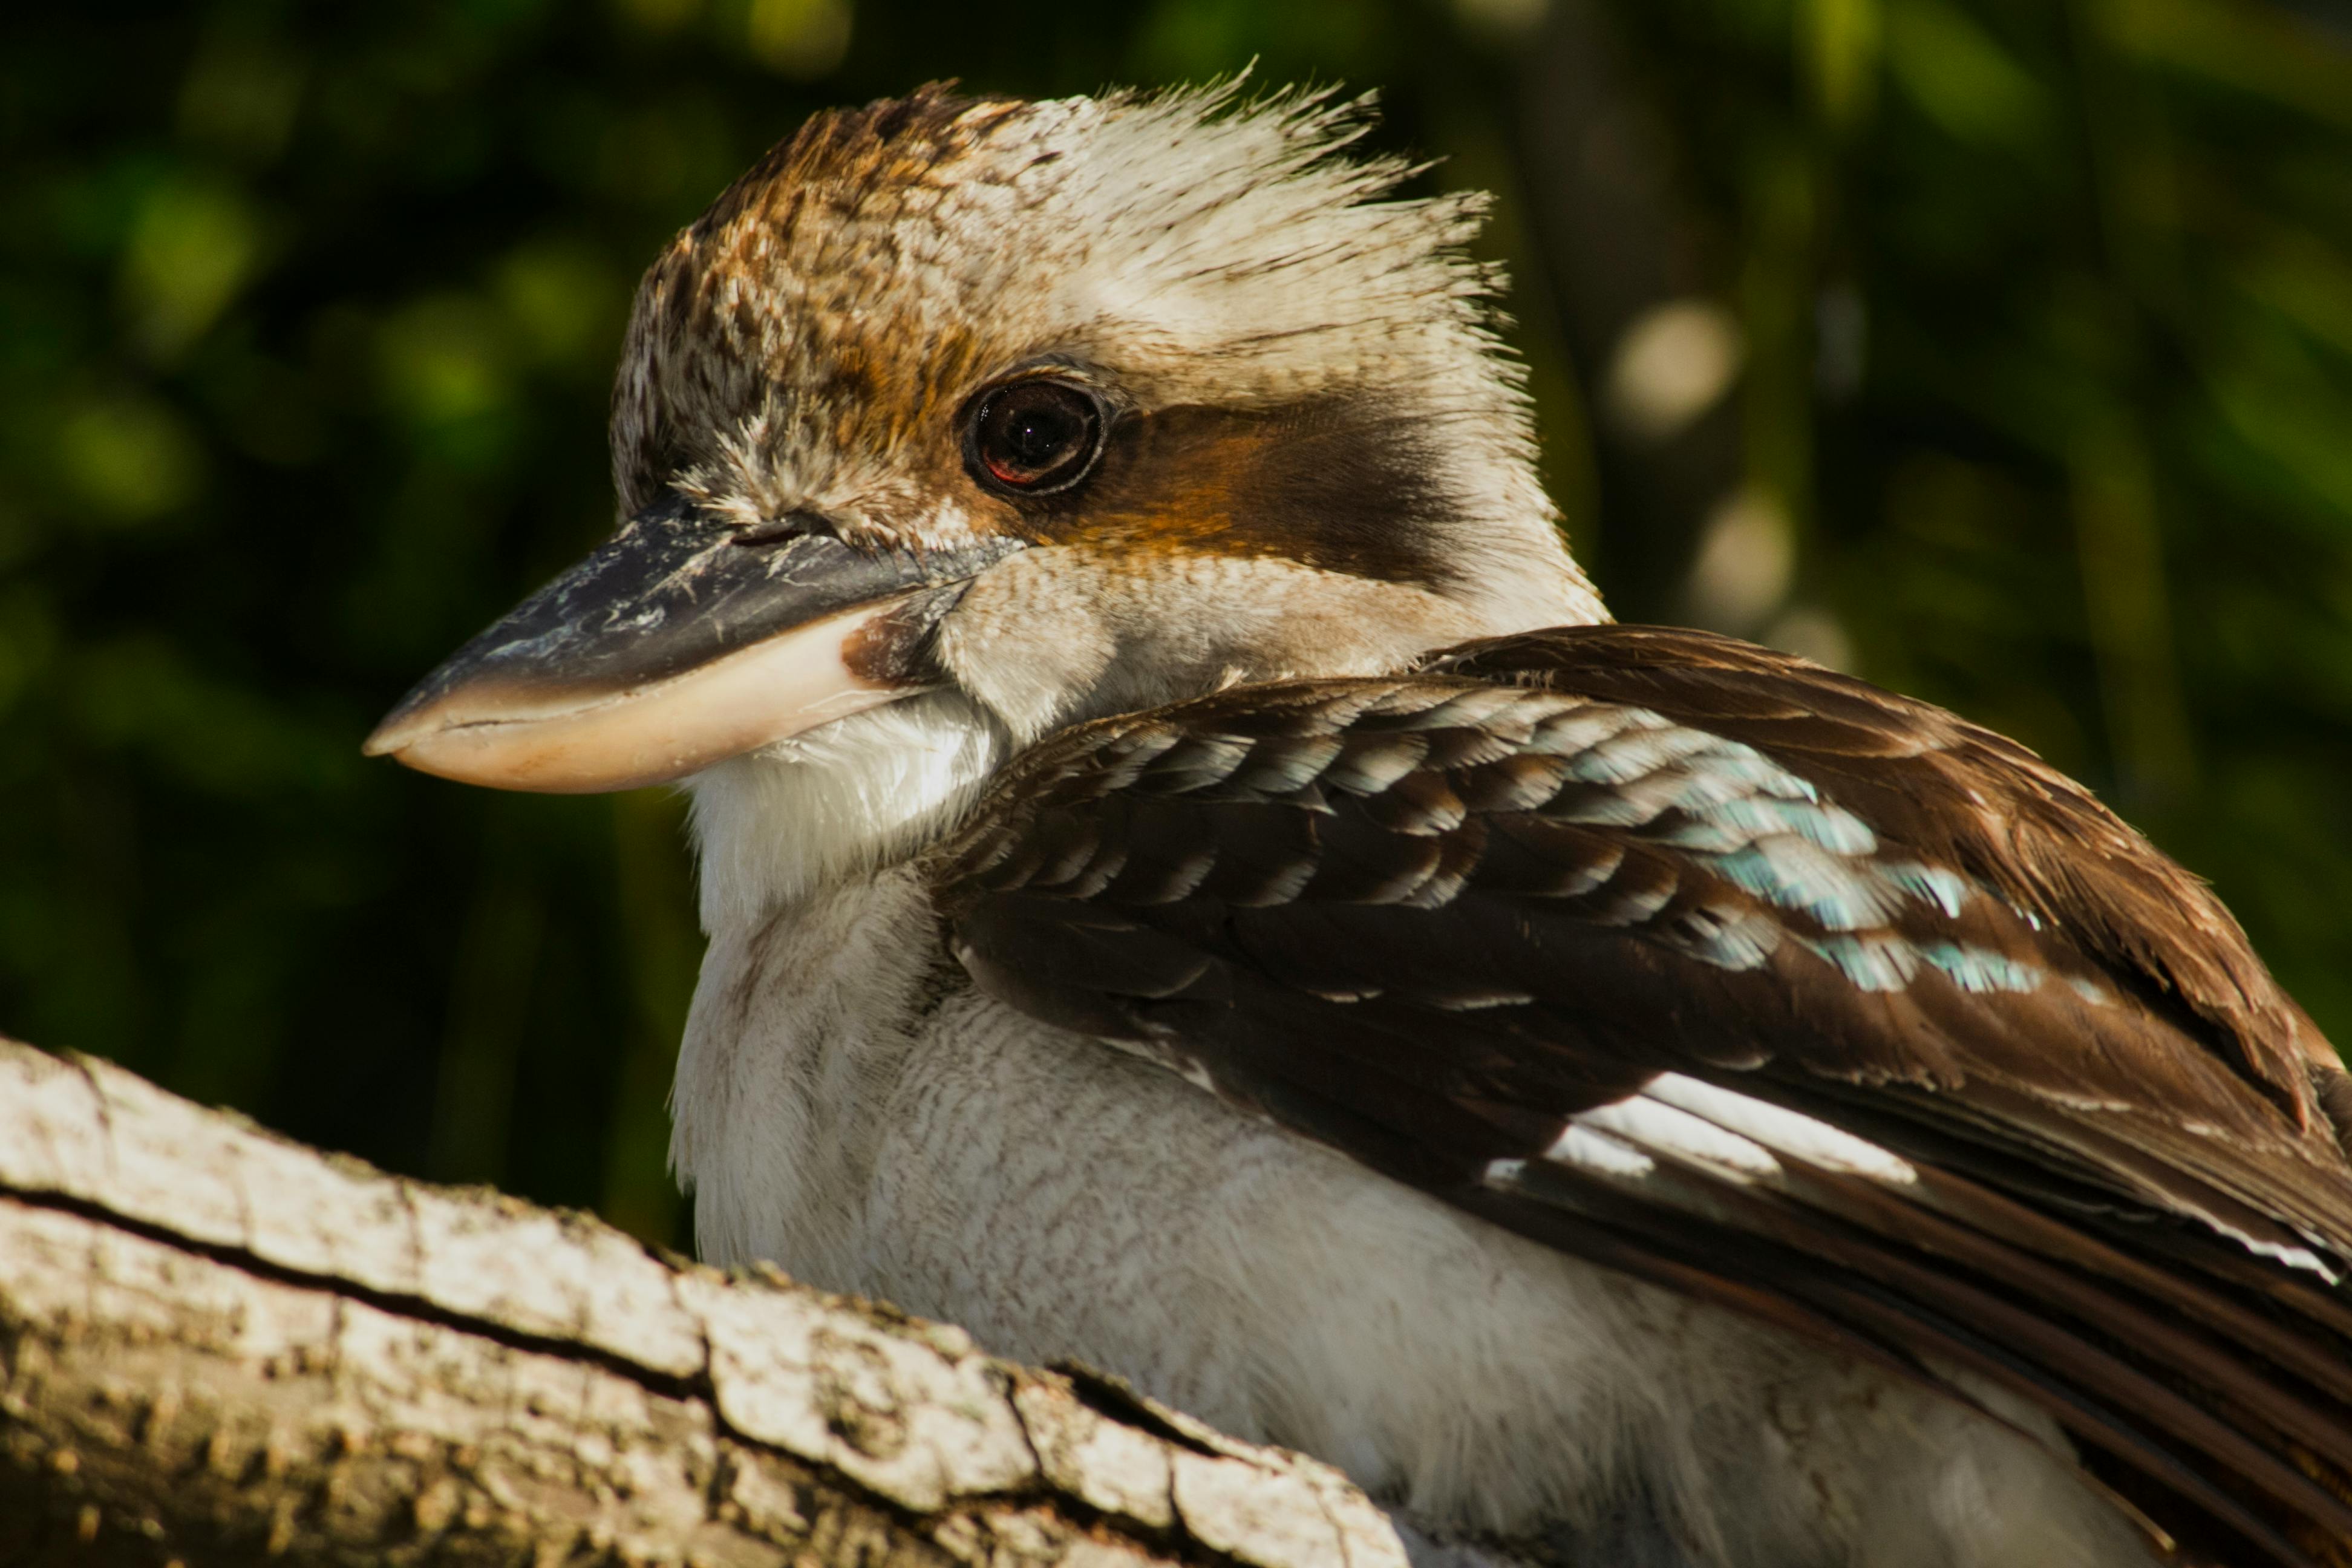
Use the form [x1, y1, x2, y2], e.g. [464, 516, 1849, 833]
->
[365, 85, 2352, 1568]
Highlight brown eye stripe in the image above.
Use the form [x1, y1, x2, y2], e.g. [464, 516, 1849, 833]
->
[1030, 396, 1466, 589]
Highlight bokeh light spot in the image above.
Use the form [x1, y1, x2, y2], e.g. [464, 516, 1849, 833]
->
[57, 393, 207, 524]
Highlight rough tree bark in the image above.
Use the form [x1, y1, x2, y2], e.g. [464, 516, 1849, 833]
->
[0, 1037, 1408, 1568]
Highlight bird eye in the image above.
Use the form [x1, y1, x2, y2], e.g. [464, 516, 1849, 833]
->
[964, 379, 1105, 497]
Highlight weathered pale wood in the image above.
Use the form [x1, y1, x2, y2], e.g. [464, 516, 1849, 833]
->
[0, 1038, 1410, 1568]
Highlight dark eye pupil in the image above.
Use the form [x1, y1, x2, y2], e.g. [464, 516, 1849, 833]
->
[1007, 407, 1075, 463]
[971, 381, 1103, 494]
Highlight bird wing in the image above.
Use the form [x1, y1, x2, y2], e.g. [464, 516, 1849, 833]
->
[930, 625, 2352, 1568]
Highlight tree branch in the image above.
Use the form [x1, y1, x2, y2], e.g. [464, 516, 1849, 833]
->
[0, 1038, 1407, 1568]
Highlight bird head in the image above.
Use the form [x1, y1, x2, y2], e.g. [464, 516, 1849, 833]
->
[365, 83, 1604, 924]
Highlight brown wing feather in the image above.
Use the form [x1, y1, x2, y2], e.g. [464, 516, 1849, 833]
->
[930, 624, 2352, 1566]
[1434, 626, 2341, 1106]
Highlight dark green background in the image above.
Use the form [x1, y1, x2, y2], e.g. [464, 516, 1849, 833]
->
[5, 0, 2349, 1252]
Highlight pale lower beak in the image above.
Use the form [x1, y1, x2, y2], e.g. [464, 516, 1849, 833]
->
[363, 495, 1019, 793]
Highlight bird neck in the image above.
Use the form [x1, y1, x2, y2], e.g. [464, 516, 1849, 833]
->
[668, 861, 945, 1275]
[684, 689, 1007, 935]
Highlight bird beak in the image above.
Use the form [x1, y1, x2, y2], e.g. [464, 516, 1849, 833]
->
[363, 494, 1021, 793]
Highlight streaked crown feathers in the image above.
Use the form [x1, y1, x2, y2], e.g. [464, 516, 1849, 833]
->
[609, 80, 1548, 552]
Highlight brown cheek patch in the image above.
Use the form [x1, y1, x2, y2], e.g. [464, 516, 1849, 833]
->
[1034, 397, 1466, 589]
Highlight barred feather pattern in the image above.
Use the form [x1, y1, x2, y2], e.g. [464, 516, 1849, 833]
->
[932, 625, 2352, 1568]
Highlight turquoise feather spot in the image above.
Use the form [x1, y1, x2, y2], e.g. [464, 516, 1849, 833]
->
[1671, 905, 1782, 970]
[1920, 943, 2043, 994]
[1881, 861, 1971, 918]
[1710, 837, 1898, 931]
[1528, 707, 1653, 757]
[1566, 724, 1723, 785]
[1688, 794, 1878, 856]
[1783, 800, 1877, 855]
[1804, 935, 1922, 991]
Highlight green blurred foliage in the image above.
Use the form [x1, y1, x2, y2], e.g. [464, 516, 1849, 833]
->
[1, 0, 2348, 1253]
